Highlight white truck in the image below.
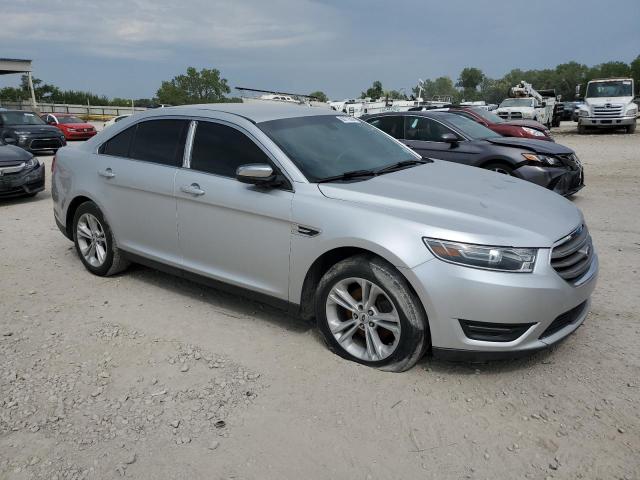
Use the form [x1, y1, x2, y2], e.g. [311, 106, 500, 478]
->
[496, 81, 556, 127]
[576, 78, 637, 134]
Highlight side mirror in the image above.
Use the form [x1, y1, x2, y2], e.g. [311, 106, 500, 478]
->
[440, 133, 459, 145]
[236, 164, 280, 187]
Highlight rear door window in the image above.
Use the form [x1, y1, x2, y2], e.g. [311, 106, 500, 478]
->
[367, 116, 404, 139]
[100, 125, 136, 157]
[129, 119, 189, 167]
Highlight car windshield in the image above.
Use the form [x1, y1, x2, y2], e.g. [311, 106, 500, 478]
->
[258, 115, 417, 182]
[499, 98, 534, 108]
[470, 107, 504, 124]
[586, 80, 633, 98]
[434, 113, 501, 140]
[0, 111, 46, 125]
[58, 116, 85, 124]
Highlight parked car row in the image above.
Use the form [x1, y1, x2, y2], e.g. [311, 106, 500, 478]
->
[51, 104, 597, 371]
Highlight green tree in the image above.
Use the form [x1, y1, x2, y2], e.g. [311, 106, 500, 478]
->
[457, 67, 485, 100]
[361, 80, 384, 99]
[156, 67, 232, 105]
[384, 89, 407, 100]
[630, 55, 640, 94]
[412, 76, 458, 101]
[308, 90, 328, 102]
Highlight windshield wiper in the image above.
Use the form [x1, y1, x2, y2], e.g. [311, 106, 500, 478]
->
[317, 169, 377, 183]
[374, 158, 432, 175]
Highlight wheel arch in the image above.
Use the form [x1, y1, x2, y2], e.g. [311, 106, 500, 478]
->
[65, 195, 94, 239]
[296, 245, 425, 323]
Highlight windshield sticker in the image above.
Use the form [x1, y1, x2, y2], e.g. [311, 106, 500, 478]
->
[623, 81, 631, 85]
[336, 116, 360, 123]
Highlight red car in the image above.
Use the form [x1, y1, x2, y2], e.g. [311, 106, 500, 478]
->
[444, 106, 553, 141]
[41, 113, 97, 140]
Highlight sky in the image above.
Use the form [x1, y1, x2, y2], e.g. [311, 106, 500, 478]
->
[1, 0, 638, 101]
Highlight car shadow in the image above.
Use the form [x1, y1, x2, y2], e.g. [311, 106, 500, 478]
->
[123, 263, 313, 335]
[0, 190, 51, 206]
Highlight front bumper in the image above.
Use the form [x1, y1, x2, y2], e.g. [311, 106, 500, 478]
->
[515, 164, 584, 197]
[64, 130, 97, 140]
[578, 116, 636, 127]
[402, 248, 598, 359]
[0, 162, 45, 198]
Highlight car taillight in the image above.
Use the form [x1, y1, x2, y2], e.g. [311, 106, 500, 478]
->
[51, 155, 56, 173]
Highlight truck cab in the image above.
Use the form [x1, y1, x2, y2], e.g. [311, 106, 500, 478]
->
[576, 78, 637, 134]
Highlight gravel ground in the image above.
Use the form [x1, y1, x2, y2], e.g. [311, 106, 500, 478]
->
[1, 121, 639, 479]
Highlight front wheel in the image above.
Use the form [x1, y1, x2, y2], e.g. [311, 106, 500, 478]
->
[72, 201, 130, 276]
[483, 162, 514, 176]
[315, 255, 429, 372]
[578, 124, 587, 135]
[626, 122, 636, 134]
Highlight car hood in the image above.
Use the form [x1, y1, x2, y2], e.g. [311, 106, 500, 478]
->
[317, 160, 582, 248]
[485, 136, 572, 154]
[0, 144, 32, 164]
[497, 106, 535, 112]
[503, 119, 548, 131]
[6, 124, 62, 135]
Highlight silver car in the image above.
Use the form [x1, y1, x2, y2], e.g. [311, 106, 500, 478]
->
[52, 104, 598, 371]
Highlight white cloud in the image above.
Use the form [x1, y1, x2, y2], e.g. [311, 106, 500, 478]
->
[0, 0, 343, 59]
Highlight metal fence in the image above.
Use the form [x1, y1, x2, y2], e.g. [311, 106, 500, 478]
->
[0, 100, 146, 116]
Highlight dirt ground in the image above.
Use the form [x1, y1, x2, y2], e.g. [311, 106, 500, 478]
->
[1, 121, 639, 480]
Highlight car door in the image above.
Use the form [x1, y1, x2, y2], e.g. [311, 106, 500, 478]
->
[175, 119, 293, 300]
[95, 118, 188, 266]
[401, 115, 479, 165]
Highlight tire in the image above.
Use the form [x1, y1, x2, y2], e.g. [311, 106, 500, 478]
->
[626, 122, 636, 134]
[72, 201, 130, 276]
[578, 124, 587, 135]
[315, 254, 429, 372]
[483, 162, 514, 176]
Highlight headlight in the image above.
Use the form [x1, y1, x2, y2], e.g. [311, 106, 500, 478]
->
[423, 238, 537, 272]
[521, 153, 561, 166]
[626, 106, 638, 116]
[24, 157, 39, 169]
[521, 127, 546, 137]
[578, 109, 589, 117]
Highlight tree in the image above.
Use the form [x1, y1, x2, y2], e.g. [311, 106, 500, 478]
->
[631, 55, 640, 94]
[456, 67, 484, 95]
[361, 80, 384, 100]
[156, 67, 231, 105]
[384, 89, 407, 100]
[308, 91, 328, 102]
[412, 76, 458, 101]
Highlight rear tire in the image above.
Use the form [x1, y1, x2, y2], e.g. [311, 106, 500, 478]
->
[483, 162, 514, 176]
[315, 254, 429, 372]
[72, 201, 129, 277]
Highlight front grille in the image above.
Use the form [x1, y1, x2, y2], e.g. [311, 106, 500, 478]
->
[0, 162, 26, 176]
[539, 301, 588, 339]
[29, 138, 63, 150]
[592, 104, 623, 118]
[551, 225, 593, 283]
[556, 153, 581, 170]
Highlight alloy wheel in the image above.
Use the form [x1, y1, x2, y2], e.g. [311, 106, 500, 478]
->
[76, 213, 108, 268]
[325, 277, 401, 362]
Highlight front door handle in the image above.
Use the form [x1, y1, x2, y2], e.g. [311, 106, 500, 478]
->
[98, 168, 116, 179]
[180, 183, 205, 196]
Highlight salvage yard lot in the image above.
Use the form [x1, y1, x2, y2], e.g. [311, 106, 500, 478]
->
[1, 122, 639, 479]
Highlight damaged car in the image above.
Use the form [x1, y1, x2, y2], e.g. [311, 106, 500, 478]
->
[363, 111, 584, 196]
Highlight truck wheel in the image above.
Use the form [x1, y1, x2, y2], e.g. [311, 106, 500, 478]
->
[578, 124, 587, 135]
[626, 122, 636, 134]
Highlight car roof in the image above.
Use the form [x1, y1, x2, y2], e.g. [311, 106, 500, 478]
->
[362, 110, 456, 120]
[140, 103, 338, 123]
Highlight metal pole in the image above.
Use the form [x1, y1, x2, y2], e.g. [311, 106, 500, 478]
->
[27, 71, 38, 112]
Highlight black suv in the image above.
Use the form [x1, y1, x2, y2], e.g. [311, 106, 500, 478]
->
[0, 110, 66, 153]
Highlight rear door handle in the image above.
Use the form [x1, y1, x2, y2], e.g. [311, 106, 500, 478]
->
[98, 168, 116, 179]
[180, 183, 205, 196]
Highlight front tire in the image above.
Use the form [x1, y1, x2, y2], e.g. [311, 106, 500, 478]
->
[315, 255, 429, 372]
[483, 162, 514, 176]
[72, 202, 129, 276]
[626, 122, 636, 134]
[578, 124, 587, 135]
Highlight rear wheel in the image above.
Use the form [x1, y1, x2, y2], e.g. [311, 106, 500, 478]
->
[72, 202, 129, 276]
[316, 255, 428, 372]
[483, 162, 514, 176]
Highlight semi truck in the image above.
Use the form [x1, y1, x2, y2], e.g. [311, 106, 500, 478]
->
[576, 78, 637, 134]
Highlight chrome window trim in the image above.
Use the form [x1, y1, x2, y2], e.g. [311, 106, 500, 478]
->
[183, 120, 197, 169]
